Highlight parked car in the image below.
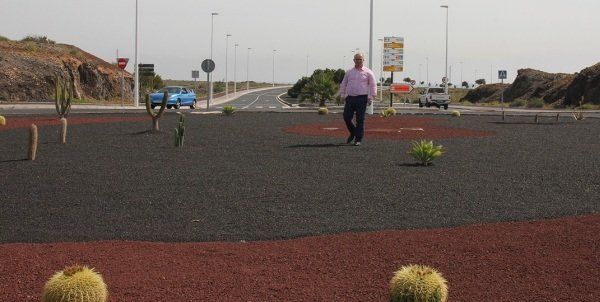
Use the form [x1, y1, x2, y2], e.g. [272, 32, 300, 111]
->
[419, 87, 450, 110]
[150, 86, 197, 109]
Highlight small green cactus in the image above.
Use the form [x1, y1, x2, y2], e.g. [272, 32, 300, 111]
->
[407, 140, 443, 166]
[146, 90, 168, 131]
[222, 105, 236, 116]
[174, 112, 185, 148]
[29, 124, 38, 161]
[389, 264, 448, 302]
[451, 110, 460, 117]
[54, 80, 72, 119]
[60, 117, 68, 144]
[318, 107, 328, 115]
[42, 265, 108, 302]
[0, 115, 6, 126]
[381, 107, 396, 117]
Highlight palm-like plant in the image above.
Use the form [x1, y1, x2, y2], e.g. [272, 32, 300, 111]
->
[408, 140, 444, 166]
[300, 72, 338, 107]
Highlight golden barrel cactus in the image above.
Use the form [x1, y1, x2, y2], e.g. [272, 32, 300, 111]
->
[390, 264, 448, 302]
[42, 265, 108, 302]
[0, 115, 6, 126]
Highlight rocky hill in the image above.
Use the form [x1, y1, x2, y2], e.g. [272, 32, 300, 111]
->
[0, 39, 133, 102]
[462, 64, 599, 107]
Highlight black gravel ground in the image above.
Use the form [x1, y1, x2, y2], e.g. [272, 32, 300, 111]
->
[1, 112, 599, 243]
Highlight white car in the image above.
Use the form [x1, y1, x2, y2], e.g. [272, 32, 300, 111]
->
[419, 87, 451, 110]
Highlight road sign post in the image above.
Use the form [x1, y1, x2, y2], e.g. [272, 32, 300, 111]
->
[498, 70, 507, 115]
[383, 37, 405, 108]
[117, 58, 129, 106]
[201, 59, 216, 110]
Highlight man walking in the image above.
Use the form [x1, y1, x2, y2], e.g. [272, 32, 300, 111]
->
[339, 53, 377, 146]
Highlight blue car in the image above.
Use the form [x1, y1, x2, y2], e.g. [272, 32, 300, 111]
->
[150, 86, 197, 109]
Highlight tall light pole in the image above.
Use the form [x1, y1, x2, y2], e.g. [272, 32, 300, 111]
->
[225, 34, 231, 98]
[246, 47, 251, 91]
[368, 0, 374, 69]
[234, 43, 238, 96]
[426, 57, 429, 86]
[460, 61, 463, 86]
[209, 12, 218, 105]
[272, 49, 277, 87]
[419, 64, 422, 86]
[441, 5, 449, 93]
[306, 54, 309, 77]
[134, 0, 139, 107]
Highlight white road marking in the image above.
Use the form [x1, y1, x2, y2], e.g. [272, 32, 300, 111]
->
[269, 106, 276, 109]
[256, 106, 263, 109]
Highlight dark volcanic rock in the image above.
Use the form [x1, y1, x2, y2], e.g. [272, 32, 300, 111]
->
[504, 68, 573, 105]
[0, 40, 133, 102]
[565, 62, 600, 107]
[461, 83, 509, 103]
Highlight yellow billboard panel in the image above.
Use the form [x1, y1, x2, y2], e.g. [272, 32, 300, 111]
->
[384, 42, 404, 49]
[384, 66, 404, 72]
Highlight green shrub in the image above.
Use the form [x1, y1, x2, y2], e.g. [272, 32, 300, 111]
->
[451, 110, 460, 117]
[509, 99, 526, 107]
[381, 107, 396, 117]
[223, 105, 236, 115]
[21, 35, 55, 44]
[526, 98, 544, 108]
[581, 103, 595, 110]
[0, 35, 10, 42]
[24, 41, 38, 52]
[42, 265, 108, 302]
[407, 140, 444, 166]
[390, 264, 448, 302]
[318, 107, 329, 115]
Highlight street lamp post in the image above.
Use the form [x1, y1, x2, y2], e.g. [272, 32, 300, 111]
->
[460, 61, 463, 86]
[272, 49, 276, 87]
[234, 43, 238, 96]
[369, 0, 374, 69]
[441, 5, 449, 93]
[134, 0, 139, 107]
[225, 34, 231, 98]
[209, 12, 218, 106]
[306, 54, 309, 77]
[426, 57, 429, 86]
[378, 38, 383, 102]
[246, 47, 251, 91]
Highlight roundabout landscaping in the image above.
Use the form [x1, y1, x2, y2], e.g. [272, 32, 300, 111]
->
[0, 112, 598, 301]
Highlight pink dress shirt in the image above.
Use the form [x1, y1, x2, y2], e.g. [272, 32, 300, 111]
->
[340, 67, 377, 100]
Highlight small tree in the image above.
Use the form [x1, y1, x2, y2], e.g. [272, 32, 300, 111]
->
[403, 77, 412, 83]
[300, 72, 338, 107]
[288, 77, 310, 98]
[462, 81, 469, 88]
[475, 78, 486, 85]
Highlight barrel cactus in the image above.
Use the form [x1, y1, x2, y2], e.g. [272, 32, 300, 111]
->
[389, 264, 448, 302]
[42, 265, 108, 302]
[318, 107, 328, 115]
[0, 115, 6, 126]
[451, 110, 460, 117]
[381, 107, 396, 117]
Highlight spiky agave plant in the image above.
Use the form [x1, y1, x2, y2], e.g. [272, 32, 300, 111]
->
[407, 140, 443, 166]
[389, 264, 448, 302]
[222, 105, 236, 116]
[42, 265, 108, 302]
[146, 90, 168, 131]
[174, 112, 185, 148]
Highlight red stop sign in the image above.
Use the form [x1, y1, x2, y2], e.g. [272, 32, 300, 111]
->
[117, 58, 129, 70]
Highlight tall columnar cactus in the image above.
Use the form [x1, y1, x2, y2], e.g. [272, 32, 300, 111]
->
[145, 90, 168, 131]
[389, 264, 448, 302]
[60, 117, 68, 144]
[29, 124, 38, 161]
[54, 80, 72, 119]
[42, 265, 108, 302]
[174, 112, 185, 147]
[0, 115, 6, 126]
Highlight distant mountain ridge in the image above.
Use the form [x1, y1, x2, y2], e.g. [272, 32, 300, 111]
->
[0, 38, 133, 102]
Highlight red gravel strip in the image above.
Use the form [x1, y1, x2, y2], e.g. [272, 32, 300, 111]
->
[1, 214, 597, 301]
[283, 116, 494, 140]
[0, 116, 148, 130]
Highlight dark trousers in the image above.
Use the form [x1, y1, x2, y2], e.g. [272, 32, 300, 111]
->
[343, 95, 368, 142]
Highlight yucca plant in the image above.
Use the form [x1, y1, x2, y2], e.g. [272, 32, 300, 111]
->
[407, 140, 443, 166]
[381, 107, 396, 117]
[0, 115, 6, 126]
[389, 264, 448, 302]
[318, 107, 329, 115]
[54, 80, 72, 119]
[145, 91, 168, 131]
[222, 105, 236, 116]
[42, 265, 108, 302]
[174, 112, 185, 148]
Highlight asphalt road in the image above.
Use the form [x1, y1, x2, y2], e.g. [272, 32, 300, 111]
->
[214, 87, 290, 111]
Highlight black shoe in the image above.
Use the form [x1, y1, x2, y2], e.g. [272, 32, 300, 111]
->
[346, 135, 355, 144]
[354, 141, 362, 146]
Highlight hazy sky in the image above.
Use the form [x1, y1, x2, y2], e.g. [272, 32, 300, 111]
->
[2, 0, 599, 85]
